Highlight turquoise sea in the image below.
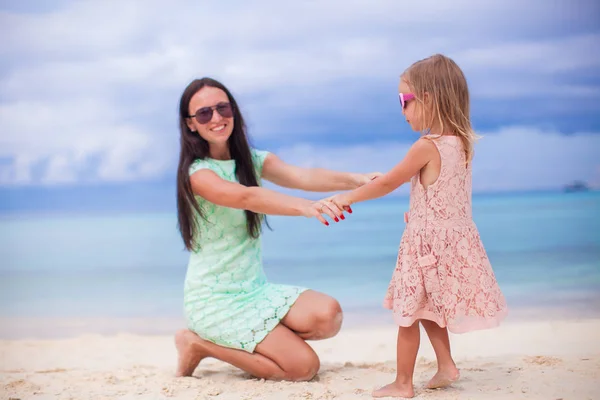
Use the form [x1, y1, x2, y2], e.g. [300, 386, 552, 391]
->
[0, 191, 599, 338]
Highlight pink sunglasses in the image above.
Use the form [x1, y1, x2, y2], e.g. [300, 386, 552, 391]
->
[399, 93, 415, 109]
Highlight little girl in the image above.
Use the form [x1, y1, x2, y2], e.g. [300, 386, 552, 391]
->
[327, 54, 508, 398]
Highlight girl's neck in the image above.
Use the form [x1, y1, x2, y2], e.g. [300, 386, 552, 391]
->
[423, 126, 456, 137]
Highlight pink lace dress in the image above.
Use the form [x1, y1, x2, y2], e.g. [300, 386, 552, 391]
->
[384, 135, 508, 333]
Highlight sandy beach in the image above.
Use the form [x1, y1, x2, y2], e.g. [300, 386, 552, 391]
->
[1, 317, 599, 399]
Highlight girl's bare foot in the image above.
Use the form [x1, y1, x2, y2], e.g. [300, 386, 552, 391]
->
[425, 366, 460, 389]
[372, 381, 414, 398]
[175, 329, 209, 377]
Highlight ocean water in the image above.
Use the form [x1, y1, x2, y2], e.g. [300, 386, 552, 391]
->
[0, 191, 599, 336]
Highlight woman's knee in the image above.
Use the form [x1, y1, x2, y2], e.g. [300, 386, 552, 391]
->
[314, 298, 343, 338]
[284, 349, 320, 381]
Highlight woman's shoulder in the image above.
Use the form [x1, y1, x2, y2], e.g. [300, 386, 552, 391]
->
[188, 148, 271, 177]
[250, 148, 271, 174]
[189, 157, 207, 169]
[188, 157, 235, 177]
[250, 148, 270, 162]
[188, 157, 212, 176]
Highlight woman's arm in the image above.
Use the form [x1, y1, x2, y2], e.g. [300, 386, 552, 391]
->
[331, 138, 437, 206]
[261, 153, 379, 192]
[190, 169, 343, 225]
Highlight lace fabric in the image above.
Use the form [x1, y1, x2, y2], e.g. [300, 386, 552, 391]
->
[384, 136, 508, 332]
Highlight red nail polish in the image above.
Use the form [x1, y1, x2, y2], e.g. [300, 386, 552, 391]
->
[325, 221, 329, 226]
[334, 217, 339, 222]
[340, 214, 345, 220]
[347, 207, 353, 213]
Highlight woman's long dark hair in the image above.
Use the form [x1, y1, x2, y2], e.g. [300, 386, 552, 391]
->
[177, 77, 264, 251]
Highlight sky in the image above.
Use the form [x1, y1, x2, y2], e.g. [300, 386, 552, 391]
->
[1, 0, 599, 212]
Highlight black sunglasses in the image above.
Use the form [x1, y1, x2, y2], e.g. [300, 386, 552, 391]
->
[187, 102, 233, 124]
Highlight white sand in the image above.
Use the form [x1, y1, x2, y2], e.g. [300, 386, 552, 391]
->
[1, 318, 599, 399]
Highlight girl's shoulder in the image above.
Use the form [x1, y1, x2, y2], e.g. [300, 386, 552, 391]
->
[419, 134, 462, 153]
[412, 135, 441, 155]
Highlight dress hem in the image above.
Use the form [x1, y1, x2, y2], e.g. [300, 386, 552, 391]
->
[383, 301, 508, 334]
[247, 287, 309, 353]
[185, 287, 309, 353]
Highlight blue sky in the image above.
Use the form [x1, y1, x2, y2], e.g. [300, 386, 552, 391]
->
[1, 0, 599, 211]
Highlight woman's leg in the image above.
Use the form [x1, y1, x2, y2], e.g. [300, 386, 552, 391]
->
[420, 319, 460, 388]
[175, 290, 340, 380]
[372, 321, 420, 398]
[280, 290, 343, 340]
[175, 323, 320, 381]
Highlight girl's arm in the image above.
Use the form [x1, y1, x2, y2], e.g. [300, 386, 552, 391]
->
[333, 138, 437, 206]
[261, 153, 380, 192]
[190, 169, 343, 225]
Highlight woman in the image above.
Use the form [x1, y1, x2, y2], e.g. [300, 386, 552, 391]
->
[174, 77, 380, 382]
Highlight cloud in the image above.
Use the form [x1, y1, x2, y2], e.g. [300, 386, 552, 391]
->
[0, 98, 174, 185]
[266, 127, 600, 196]
[456, 34, 600, 74]
[0, 0, 599, 185]
[3, 0, 598, 100]
[472, 127, 600, 191]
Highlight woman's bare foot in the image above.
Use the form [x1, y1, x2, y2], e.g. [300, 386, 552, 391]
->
[425, 366, 460, 389]
[372, 381, 414, 398]
[175, 329, 209, 377]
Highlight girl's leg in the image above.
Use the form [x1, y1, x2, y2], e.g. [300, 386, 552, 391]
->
[372, 321, 420, 398]
[420, 320, 460, 388]
[175, 323, 320, 381]
[280, 290, 343, 340]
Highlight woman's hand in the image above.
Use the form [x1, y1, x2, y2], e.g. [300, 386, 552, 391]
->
[301, 199, 346, 226]
[352, 172, 383, 187]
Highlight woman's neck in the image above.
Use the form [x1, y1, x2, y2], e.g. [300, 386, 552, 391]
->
[209, 144, 231, 160]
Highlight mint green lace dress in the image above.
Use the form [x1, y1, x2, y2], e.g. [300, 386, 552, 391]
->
[183, 149, 307, 353]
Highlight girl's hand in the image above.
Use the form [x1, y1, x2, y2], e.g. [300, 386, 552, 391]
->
[301, 199, 345, 226]
[329, 193, 354, 214]
[353, 172, 383, 187]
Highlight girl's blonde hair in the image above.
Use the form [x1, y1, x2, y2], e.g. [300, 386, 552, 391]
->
[402, 54, 479, 163]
